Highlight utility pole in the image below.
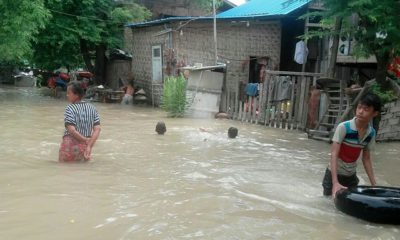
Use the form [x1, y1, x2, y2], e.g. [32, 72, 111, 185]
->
[213, 0, 218, 65]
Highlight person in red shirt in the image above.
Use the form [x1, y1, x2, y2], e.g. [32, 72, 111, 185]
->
[322, 93, 381, 199]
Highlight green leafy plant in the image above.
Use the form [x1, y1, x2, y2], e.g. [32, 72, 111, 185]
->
[371, 82, 397, 104]
[161, 75, 190, 117]
[30, 0, 151, 84]
[193, 0, 223, 11]
[0, 0, 50, 63]
[36, 74, 43, 88]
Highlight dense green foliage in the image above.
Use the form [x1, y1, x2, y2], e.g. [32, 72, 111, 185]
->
[1, 0, 223, 84]
[194, 0, 223, 11]
[0, 0, 49, 63]
[285, 0, 400, 86]
[1, 0, 218, 68]
[371, 82, 397, 104]
[301, 0, 400, 59]
[32, 0, 151, 72]
[161, 75, 190, 117]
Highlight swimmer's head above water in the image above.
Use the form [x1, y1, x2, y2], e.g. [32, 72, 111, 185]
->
[156, 122, 166, 135]
[228, 127, 238, 138]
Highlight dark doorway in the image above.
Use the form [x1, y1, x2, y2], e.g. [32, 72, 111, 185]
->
[248, 56, 270, 83]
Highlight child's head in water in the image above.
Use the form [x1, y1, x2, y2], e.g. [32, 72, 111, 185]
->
[228, 127, 238, 138]
[156, 122, 166, 135]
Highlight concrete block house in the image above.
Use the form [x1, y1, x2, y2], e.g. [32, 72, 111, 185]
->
[123, 0, 312, 106]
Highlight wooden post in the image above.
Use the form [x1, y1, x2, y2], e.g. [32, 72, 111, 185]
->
[294, 76, 302, 129]
[313, 76, 317, 87]
[230, 90, 234, 117]
[288, 78, 296, 130]
[230, 91, 235, 119]
[249, 96, 254, 123]
[273, 102, 278, 128]
[277, 101, 283, 128]
[301, 77, 311, 130]
[238, 101, 243, 122]
[235, 76, 240, 120]
[270, 102, 276, 128]
[265, 75, 274, 126]
[297, 76, 307, 129]
[282, 101, 288, 130]
[241, 100, 246, 122]
[226, 87, 230, 116]
[234, 90, 239, 120]
[220, 69, 227, 113]
[256, 84, 264, 124]
[243, 100, 247, 122]
[261, 82, 268, 124]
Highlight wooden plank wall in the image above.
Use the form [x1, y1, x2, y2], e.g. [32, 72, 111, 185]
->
[225, 71, 322, 131]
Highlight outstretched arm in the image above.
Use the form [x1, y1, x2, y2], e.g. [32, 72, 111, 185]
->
[84, 124, 101, 160]
[362, 149, 376, 186]
[330, 142, 347, 199]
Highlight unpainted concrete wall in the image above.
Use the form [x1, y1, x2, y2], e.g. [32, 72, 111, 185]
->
[377, 99, 400, 141]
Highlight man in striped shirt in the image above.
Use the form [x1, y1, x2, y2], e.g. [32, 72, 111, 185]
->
[322, 93, 381, 199]
[59, 81, 101, 162]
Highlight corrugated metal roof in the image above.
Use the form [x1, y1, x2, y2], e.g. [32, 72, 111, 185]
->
[125, 17, 206, 28]
[125, 0, 311, 28]
[217, 0, 312, 18]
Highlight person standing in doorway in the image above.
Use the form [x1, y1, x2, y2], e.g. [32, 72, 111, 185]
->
[59, 81, 101, 162]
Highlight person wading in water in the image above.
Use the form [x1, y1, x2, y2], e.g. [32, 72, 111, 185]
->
[59, 81, 101, 162]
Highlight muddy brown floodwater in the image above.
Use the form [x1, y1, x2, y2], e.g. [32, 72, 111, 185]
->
[0, 86, 399, 239]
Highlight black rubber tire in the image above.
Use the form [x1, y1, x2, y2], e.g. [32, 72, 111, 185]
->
[334, 186, 400, 225]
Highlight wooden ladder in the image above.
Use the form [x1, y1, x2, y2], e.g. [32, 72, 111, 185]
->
[308, 77, 348, 141]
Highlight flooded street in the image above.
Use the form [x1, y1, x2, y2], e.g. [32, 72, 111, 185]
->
[0, 86, 399, 239]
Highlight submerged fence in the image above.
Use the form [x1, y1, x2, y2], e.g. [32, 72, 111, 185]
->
[223, 71, 323, 130]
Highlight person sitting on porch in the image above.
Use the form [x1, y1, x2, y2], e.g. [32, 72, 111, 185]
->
[322, 93, 382, 199]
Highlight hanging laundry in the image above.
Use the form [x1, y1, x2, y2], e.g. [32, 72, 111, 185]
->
[245, 83, 259, 96]
[273, 76, 292, 101]
[294, 40, 308, 64]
